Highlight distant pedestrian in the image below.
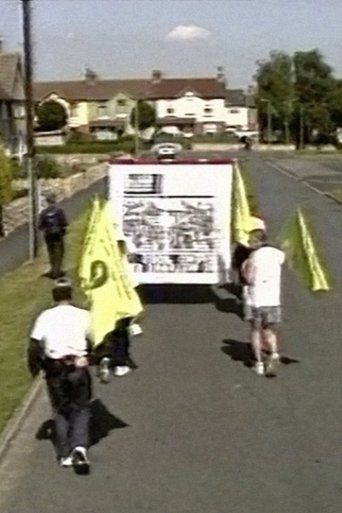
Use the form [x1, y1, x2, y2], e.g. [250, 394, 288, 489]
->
[28, 278, 92, 471]
[242, 229, 285, 377]
[38, 192, 68, 279]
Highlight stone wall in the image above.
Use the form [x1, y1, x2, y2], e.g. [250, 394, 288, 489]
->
[2, 163, 107, 236]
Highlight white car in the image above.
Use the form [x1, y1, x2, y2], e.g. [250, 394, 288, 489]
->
[151, 142, 183, 159]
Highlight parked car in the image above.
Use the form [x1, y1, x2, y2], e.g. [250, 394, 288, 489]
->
[151, 142, 183, 159]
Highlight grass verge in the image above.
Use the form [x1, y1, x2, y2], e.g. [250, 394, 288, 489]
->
[0, 208, 90, 434]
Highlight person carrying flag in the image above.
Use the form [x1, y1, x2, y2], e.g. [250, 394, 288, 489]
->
[242, 229, 285, 377]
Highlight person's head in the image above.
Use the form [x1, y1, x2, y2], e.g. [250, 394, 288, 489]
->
[46, 191, 57, 205]
[248, 229, 267, 249]
[52, 277, 73, 303]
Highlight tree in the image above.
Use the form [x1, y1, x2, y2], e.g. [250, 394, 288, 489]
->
[255, 51, 294, 142]
[293, 49, 336, 144]
[130, 101, 156, 132]
[36, 100, 68, 132]
[0, 142, 13, 236]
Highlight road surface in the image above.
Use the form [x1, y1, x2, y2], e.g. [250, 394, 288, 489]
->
[0, 155, 341, 513]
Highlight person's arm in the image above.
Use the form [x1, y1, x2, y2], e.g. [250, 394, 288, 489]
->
[241, 255, 256, 285]
[58, 208, 68, 230]
[27, 338, 43, 377]
[28, 314, 45, 376]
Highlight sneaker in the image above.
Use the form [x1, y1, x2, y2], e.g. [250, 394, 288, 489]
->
[114, 365, 131, 377]
[253, 362, 265, 376]
[98, 357, 111, 383]
[72, 446, 90, 471]
[265, 353, 280, 377]
[59, 455, 73, 467]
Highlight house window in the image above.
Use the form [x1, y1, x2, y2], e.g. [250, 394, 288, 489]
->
[204, 107, 213, 114]
[167, 107, 174, 114]
[98, 103, 107, 116]
[230, 108, 240, 114]
[117, 99, 126, 107]
[185, 113, 195, 117]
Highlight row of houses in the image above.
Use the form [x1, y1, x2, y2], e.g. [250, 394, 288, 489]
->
[0, 52, 257, 150]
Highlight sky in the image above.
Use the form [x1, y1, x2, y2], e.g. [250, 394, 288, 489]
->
[1, 0, 342, 89]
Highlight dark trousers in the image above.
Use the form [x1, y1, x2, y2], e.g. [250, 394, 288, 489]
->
[45, 235, 65, 278]
[46, 365, 92, 458]
[112, 338, 130, 366]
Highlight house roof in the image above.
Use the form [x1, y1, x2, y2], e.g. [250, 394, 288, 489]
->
[147, 79, 226, 99]
[34, 77, 226, 102]
[34, 79, 151, 102]
[0, 53, 22, 100]
[225, 89, 246, 106]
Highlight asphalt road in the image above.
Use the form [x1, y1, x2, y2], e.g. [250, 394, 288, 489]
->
[0, 155, 341, 513]
[0, 178, 106, 276]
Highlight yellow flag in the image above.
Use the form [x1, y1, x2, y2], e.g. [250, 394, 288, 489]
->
[296, 209, 331, 292]
[79, 200, 143, 346]
[232, 163, 251, 245]
[279, 208, 332, 292]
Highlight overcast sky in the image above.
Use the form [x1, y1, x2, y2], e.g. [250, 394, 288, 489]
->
[1, 0, 342, 89]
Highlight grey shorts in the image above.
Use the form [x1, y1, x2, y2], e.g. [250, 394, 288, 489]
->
[244, 305, 282, 327]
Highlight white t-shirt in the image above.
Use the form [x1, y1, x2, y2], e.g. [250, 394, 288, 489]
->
[245, 246, 285, 308]
[30, 304, 91, 359]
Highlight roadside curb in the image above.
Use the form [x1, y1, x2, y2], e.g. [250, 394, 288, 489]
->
[266, 159, 342, 205]
[0, 377, 44, 464]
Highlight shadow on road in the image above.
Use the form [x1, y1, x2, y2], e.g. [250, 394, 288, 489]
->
[221, 338, 254, 368]
[221, 338, 301, 369]
[35, 399, 129, 452]
[141, 284, 243, 319]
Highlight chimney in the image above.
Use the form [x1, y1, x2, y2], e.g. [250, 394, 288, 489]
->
[151, 69, 162, 84]
[84, 67, 98, 85]
[216, 66, 226, 85]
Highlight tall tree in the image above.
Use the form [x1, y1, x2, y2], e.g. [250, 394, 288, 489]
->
[130, 101, 156, 132]
[36, 100, 68, 132]
[293, 49, 335, 143]
[255, 51, 294, 142]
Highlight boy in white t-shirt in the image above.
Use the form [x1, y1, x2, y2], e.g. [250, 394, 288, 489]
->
[242, 230, 285, 377]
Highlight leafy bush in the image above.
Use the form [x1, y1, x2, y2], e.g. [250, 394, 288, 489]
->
[35, 156, 61, 179]
[37, 139, 136, 154]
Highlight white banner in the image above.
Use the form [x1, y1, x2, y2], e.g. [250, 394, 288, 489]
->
[108, 163, 233, 284]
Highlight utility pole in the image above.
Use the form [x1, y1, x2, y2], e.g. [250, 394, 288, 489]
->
[267, 100, 272, 149]
[299, 105, 304, 150]
[22, 0, 38, 259]
[134, 99, 140, 157]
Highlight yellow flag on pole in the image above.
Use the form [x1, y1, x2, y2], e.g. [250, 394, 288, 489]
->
[279, 208, 332, 292]
[78, 200, 143, 346]
[232, 162, 252, 245]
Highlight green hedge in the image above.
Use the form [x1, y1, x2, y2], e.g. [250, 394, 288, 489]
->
[37, 139, 136, 154]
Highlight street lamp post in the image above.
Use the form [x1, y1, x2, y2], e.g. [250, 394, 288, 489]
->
[299, 104, 304, 150]
[134, 99, 140, 157]
[260, 99, 272, 148]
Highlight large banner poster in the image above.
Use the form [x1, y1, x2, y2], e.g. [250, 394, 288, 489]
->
[108, 163, 233, 284]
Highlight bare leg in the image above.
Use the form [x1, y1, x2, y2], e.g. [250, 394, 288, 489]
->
[250, 323, 263, 363]
[262, 327, 279, 356]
